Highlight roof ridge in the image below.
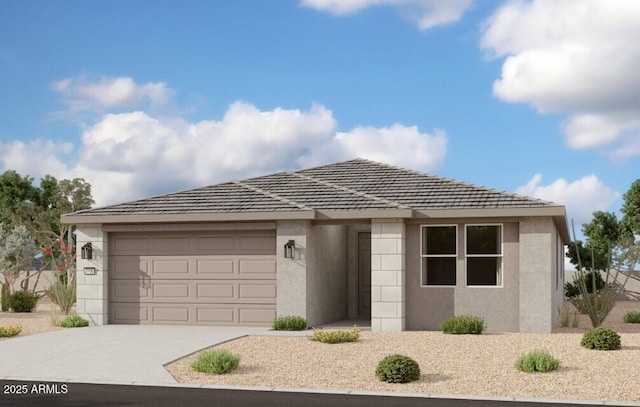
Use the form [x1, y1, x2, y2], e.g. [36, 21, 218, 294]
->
[233, 179, 312, 211]
[360, 158, 560, 207]
[289, 171, 409, 210]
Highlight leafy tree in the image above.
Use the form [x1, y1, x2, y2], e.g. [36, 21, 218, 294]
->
[567, 211, 620, 272]
[0, 171, 40, 227]
[621, 179, 640, 238]
[0, 225, 38, 296]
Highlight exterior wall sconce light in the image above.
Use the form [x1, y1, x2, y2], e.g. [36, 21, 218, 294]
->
[81, 243, 93, 260]
[284, 240, 295, 259]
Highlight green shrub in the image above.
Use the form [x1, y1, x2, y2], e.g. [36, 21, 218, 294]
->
[375, 354, 421, 383]
[191, 349, 240, 374]
[55, 315, 89, 328]
[581, 327, 621, 350]
[308, 327, 359, 344]
[272, 315, 307, 331]
[515, 350, 560, 373]
[623, 311, 640, 323]
[440, 315, 485, 334]
[1, 283, 10, 312]
[564, 272, 605, 299]
[0, 325, 22, 337]
[9, 290, 39, 312]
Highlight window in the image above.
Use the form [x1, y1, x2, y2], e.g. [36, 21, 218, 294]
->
[466, 225, 502, 286]
[421, 225, 457, 286]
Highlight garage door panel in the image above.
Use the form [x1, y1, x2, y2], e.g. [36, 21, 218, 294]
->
[153, 282, 190, 298]
[110, 303, 274, 326]
[153, 259, 190, 275]
[153, 307, 190, 323]
[239, 283, 277, 299]
[195, 259, 235, 275]
[238, 235, 276, 254]
[197, 307, 236, 324]
[196, 283, 235, 299]
[196, 236, 236, 253]
[111, 280, 150, 301]
[152, 237, 190, 252]
[239, 308, 277, 324]
[110, 303, 150, 323]
[110, 257, 148, 279]
[238, 259, 276, 276]
[112, 237, 150, 254]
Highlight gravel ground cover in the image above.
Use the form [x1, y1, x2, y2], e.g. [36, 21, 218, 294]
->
[0, 299, 64, 339]
[166, 301, 640, 403]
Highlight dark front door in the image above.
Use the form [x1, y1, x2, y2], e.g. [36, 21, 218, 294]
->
[358, 232, 371, 318]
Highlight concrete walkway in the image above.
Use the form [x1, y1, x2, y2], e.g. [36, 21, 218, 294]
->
[0, 325, 267, 384]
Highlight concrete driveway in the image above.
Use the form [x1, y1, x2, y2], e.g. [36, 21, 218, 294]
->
[0, 325, 267, 384]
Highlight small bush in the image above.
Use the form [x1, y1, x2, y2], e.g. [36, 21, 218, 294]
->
[272, 315, 307, 331]
[440, 315, 485, 334]
[0, 325, 22, 337]
[375, 354, 421, 383]
[191, 349, 240, 374]
[55, 315, 89, 328]
[9, 290, 39, 312]
[581, 327, 621, 350]
[308, 327, 359, 344]
[623, 311, 640, 323]
[515, 350, 560, 373]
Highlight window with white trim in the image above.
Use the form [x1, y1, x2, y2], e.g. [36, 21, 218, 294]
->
[465, 225, 502, 286]
[421, 225, 457, 286]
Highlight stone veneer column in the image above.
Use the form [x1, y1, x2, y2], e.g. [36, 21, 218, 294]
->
[370, 219, 406, 332]
[75, 225, 108, 325]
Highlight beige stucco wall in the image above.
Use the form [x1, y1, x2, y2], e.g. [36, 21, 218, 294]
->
[519, 217, 560, 333]
[406, 221, 520, 332]
[276, 220, 309, 320]
[306, 224, 348, 326]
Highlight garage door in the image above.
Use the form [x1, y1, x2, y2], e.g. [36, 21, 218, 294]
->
[108, 231, 277, 326]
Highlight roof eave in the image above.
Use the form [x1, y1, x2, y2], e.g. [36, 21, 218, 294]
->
[61, 210, 317, 225]
[315, 209, 414, 219]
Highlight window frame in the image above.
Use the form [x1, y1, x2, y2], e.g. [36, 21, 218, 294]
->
[464, 223, 503, 288]
[420, 224, 458, 287]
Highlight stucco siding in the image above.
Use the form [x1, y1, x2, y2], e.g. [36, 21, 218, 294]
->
[276, 220, 309, 320]
[406, 221, 519, 332]
[519, 217, 555, 332]
[306, 224, 348, 326]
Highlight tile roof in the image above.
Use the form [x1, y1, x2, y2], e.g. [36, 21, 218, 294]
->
[69, 158, 560, 217]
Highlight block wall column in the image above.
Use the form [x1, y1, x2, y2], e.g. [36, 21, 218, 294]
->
[75, 225, 108, 325]
[371, 218, 406, 332]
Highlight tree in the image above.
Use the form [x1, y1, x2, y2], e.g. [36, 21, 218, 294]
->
[0, 171, 40, 228]
[567, 211, 620, 272]
[621, 179, 640, 238]
[0, 225, 38, 296]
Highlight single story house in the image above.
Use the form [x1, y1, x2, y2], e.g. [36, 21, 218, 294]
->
[61, 158, 569, 333]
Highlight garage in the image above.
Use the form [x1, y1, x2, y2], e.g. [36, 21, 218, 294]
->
[108, 230, 277, 326]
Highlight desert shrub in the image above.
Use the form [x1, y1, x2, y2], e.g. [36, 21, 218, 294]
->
[308, 327, 359, 344]
[0, 325, 22, 337]
[623, 311, 640, 323]
[55, 314, 89, 328]
[559, 306, 579, 328]
[9, 290, 39, 312]
[375, 354, 421, 383]
[564, 272, 605, 299]
[46, 281, 76, 315]
[581, 327, 621, 350]
[191, 349, 240, 374]
[1, 283, 10, 312]
[440, 315, 484, 334]
[272, 315, 307, 331]
[515, 350, 560, 373]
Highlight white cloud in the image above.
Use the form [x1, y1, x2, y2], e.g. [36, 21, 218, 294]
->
[0, 139, 74, 180]
[3, 101, 447, 207]
[301, 0, 473, 30]
[51, 76, 173, 114]
[481, 0, 640, 157]
[516, 173, 620, 226]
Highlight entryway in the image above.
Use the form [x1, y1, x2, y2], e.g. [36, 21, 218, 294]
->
[358, 232, 371, 319]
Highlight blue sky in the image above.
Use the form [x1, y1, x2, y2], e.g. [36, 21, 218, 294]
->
[0, 0, 637, 233]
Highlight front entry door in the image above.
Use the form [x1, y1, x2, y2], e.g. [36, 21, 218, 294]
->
[358, 232, 371, 318]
